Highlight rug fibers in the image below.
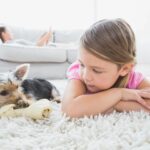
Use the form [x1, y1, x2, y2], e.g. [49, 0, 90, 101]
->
[0, 80, 150, 150]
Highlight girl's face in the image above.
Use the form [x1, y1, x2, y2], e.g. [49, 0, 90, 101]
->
[78, 47, 124, 93]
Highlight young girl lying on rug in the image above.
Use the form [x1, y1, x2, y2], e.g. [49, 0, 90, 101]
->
[61, 18, 150, 118]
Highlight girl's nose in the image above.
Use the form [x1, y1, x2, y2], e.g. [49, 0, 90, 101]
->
[83, 69, 93, 82]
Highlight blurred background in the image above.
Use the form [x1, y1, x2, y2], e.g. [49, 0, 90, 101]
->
[0, 0, 150, 63]
[0, 0, 149, 30]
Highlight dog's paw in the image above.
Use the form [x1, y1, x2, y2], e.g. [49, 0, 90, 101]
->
[14, 100, 30, 109]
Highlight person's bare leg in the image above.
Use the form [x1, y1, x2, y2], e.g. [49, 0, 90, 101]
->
[37, 31, 52, 46]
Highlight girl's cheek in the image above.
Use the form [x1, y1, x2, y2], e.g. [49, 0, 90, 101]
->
[79, 69, 85, 81]
[79, 70, 83, 78]
[79, 67, 82, 75]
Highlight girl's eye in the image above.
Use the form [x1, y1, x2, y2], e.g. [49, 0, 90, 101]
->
[0, 90, 9, 96]
[93, 69, 102, 73]
[80, 63, 84, 68]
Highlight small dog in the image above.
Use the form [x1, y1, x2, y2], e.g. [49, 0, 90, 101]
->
[0, 64, 60, 108]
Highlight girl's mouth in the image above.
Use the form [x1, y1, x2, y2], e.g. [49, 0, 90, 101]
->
[86, 84, 101, 93]
[86, 85, 96, 92]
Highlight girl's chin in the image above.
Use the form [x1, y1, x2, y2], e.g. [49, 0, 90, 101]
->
[86, 86, 100, 93]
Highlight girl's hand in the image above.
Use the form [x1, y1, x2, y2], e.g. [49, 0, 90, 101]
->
[121, 88, 150, 109]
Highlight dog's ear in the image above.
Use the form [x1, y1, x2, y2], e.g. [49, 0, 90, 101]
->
[13, 64, 30, 80]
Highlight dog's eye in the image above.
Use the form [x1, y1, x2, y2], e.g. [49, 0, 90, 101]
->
[0, 90, 9, 96]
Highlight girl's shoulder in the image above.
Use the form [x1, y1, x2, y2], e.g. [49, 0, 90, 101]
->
[67, 60, 80, 80]
[127, 69, 145, 89]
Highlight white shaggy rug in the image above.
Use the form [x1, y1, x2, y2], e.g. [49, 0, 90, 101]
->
[0, 80, 150, 150]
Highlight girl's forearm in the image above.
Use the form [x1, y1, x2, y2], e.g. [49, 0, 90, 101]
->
[114, 100, 150, 112]
[65, 88, 122, 117]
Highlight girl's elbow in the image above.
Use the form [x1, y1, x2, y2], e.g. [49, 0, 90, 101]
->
[61, 102, 81, 118]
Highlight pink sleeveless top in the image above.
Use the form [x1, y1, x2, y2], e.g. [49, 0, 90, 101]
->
[67, 61, 144, 89]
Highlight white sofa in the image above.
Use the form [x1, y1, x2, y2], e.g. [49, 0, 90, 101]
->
[0, 26, 84, 79]
[0, 26, 150, 79]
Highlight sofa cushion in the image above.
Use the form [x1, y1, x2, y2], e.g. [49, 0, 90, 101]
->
[54, 30, 84, 43]
[67, 49, 78, 63]
[0, 44, 67, 63]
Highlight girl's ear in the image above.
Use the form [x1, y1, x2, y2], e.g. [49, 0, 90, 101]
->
[119, 63, 134, 76]
[13, 64, 30, 80]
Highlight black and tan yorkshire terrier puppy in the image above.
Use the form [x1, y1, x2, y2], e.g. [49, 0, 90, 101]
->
[0, 64, 60, 108]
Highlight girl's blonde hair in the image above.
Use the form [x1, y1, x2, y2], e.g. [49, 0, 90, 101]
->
[80, 18, 136, 88]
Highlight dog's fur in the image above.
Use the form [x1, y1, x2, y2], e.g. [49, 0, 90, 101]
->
[0, 64, 60, 108]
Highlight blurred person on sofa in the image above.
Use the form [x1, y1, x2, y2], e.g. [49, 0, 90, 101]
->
[0, 26, 52, 46]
